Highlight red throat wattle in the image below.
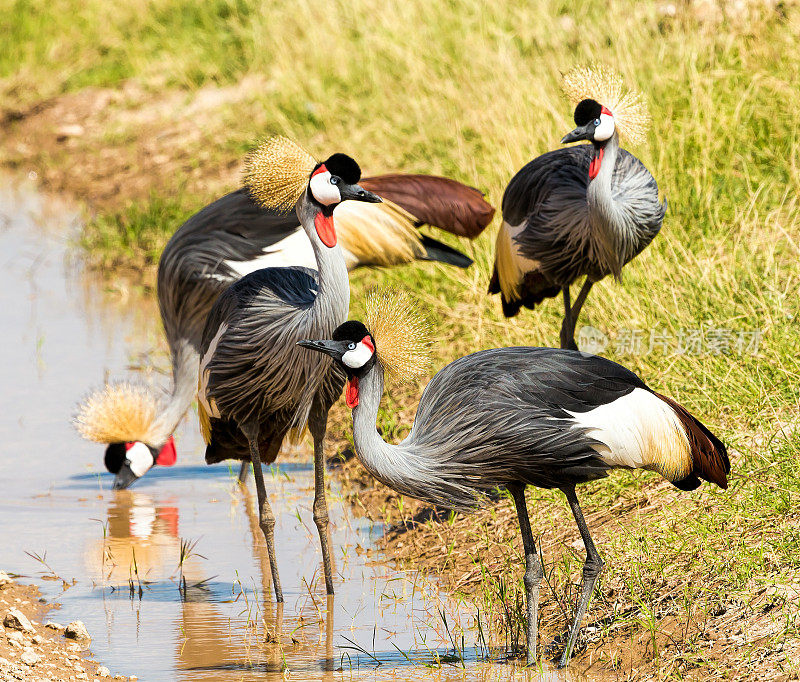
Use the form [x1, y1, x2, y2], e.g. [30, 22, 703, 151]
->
[345, 377, 359, 409]
[155, 436, 177, 466]
[314, 212, 337, 248]
[588, 146, 605, 180]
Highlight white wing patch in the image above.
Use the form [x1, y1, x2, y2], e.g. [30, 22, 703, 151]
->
[224, 230, 316, 276]
[222, 230, 358, 277]
[567, 387, 691, 478]
[198, 322, 228, 419]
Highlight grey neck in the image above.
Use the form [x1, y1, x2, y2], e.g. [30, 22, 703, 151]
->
[296, 191, 350, 329]
[150, 338, 199, 447]
[350, 362, 413, 489]
[586, 132, 626, 276]
[349, 362, 485, 510]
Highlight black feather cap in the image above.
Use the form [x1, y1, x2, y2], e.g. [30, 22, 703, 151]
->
[333, 320, 372, 344]
[319, 153, 361, 184]
[574, 98, 603, 126]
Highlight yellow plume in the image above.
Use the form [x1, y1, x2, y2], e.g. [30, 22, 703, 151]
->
[73, 382, 162, 445]
[243, 136, 317, 212]
[197, 378, 212, 446]
[562, 64, 651, 146]
[364, 288, 431, 383]
[334, 199, 424, 266]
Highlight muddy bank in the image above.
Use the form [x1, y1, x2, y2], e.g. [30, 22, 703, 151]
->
[0, 572, 135, 681]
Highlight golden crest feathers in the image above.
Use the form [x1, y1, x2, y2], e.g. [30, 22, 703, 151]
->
[73, 382, 162, 445]
[364, 288, 431, 383]
[244, 136, 317, 212]
[562, 64, 651, 145]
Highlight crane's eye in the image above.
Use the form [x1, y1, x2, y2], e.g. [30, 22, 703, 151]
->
[347, 342, 356, 350]
[330, 176, 340, 185]
[593, 118, 601, 126]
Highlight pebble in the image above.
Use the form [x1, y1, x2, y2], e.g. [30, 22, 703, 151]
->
[31, 635, 42, 644]
[4, 608, 35, 633]
[0, 571, 12, 588]
[56, 124, 85, 138]
[6, 630, 24, 648]
[97, 666, 111, 678]
[20, 648, 40, 666]
[65, 620, 91, 641]
[45, 621, 64, 630]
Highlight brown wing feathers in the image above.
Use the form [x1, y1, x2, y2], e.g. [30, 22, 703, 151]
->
[360, 174, 495, 239]
[656, 393, 730, 490]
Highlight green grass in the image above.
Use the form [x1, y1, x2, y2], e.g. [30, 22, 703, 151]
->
[80, 192, 198, 273]
[3, 0, 800, 675]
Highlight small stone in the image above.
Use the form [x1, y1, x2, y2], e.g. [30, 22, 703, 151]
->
[45, 621, 64, 630]
[130, 676, 138, 681]
[0, 571, 13, 588]
[20, 648, 40, 666]
[4, 608, 35, 633]
[96, 666, 111, 678]
[6, 630, 24, 648]
[76, 673, 88, 680]
[64, 620, 91, 641]
[56, 124, 85, 139]
[31, 635, 42, 644]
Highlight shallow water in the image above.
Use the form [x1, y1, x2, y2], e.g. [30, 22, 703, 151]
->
[0, 176, 567, 681]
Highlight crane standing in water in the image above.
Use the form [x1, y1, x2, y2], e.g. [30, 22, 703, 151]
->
[299, 289, 729, 667]
[76, 173, 493, 489]
[195, 137, 381, 601]
[490, 65, 665, 349]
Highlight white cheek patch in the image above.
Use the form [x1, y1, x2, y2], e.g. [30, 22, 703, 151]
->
[310, 171, 341, 206]
[342, 341, 373, 369]
[593, 113, 615, 142]
[127, 442, 154, 478]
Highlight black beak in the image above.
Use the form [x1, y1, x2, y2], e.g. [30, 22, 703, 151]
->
[561, 123, 594, 144]
[338, 183, 382, 203]
[297, 339, 345, 359]
[112, 462, 139, 490]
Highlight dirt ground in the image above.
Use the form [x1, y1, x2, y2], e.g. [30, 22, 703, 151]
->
[0, 572, 136, 682]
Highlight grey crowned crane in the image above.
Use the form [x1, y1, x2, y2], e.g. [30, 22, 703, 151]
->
[194, 136, 381, 602]
[299, 289, 729, 668]
[75, 171, 494, 490]
[489, 65, 665, 349]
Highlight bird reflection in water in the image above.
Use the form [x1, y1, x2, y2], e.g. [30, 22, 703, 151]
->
[87, 489, 337, 680]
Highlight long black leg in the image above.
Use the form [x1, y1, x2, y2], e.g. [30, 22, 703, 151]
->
[237, 461, 250, 484]
[560, 287, 573, 349]
[508, 482, 543, 666]
[568, 278, 594, 337]
[558, 485, 604, 668]
[309, 400, 335, 595]
[241, 421, 283, 603]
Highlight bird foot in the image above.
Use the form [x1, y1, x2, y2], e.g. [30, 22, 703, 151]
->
[544, 631, 587, 667]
